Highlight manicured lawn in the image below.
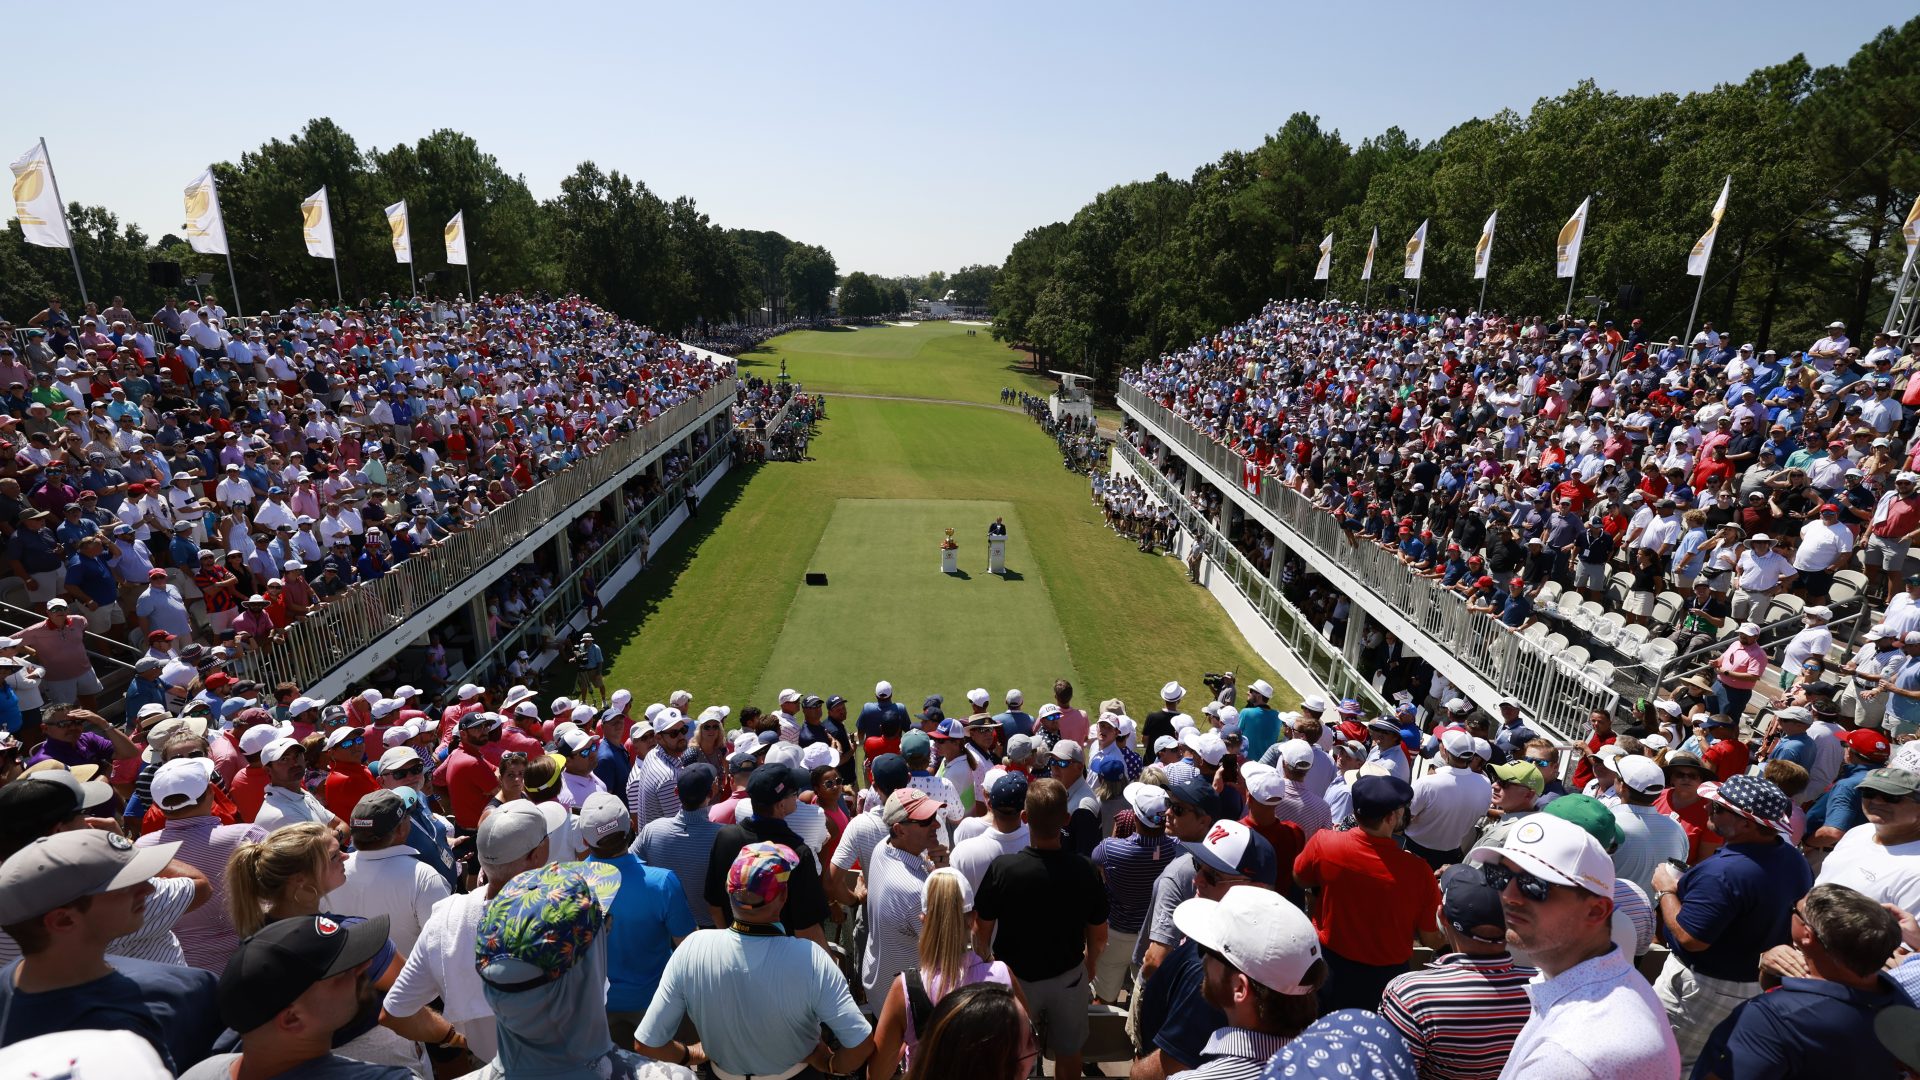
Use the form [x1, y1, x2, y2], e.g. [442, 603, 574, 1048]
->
[734, 321, 1057, 404]
[586, 387, 1289, 723]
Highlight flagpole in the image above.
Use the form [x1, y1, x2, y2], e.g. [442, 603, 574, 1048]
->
[322, 186, 343, 306]
[1413, 278, 1422, 312]
[38, 138, 88, 308]
[407, 260, 416, 298]
[224, 252, 243, 317]
[1564, 273, 1577, 322]
[1683, 271, 1709, 350]
[1478, 276, 1488, 314]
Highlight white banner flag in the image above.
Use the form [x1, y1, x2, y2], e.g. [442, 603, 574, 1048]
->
[1473, 211, 1497, 280]
[301, 187, 335, 260]
[10, 141, 70, 249]
[1687, 177, 1731, 277]
[1361, 227, 1377, 281]
[1313, 233, 1332, 281]
[1903, 194, 1920, 255]
[1403, 219, 1428, 280]
[444, 211, 468, 266]
[385, 200, 411, 264]
[1556, 196, 1591, 280]
[182, 168, 229, 256]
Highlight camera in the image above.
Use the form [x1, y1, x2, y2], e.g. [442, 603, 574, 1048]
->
[1202, 671, 1234, 695]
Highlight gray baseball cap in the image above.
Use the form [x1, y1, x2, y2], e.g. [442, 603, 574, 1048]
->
[476, 799, 548, 866]
[22, 766, 115, 811]
[0, 830, 179, 924]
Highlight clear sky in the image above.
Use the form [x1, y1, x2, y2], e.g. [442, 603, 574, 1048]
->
[10, 1, 1910, 278]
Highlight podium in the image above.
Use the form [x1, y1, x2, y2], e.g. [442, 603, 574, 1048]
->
[941, 548, 959, 574]
[987, 537, 1006, 575]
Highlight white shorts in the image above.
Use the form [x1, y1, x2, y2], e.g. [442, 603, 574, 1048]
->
[41, 669, 104, 704]
[1627, 591, 1656, 618]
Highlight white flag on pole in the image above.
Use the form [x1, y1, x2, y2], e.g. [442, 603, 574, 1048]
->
[1687, 177, 1731, 277]
[1313, 233, 1332, 281]
[1902, 194, 1920, 255]
[1361, 228, 1377, 281]
[444, 211, 468, 266]
[385, 200, 411, 264]
[182, 168, 229, 256]
[10, 141, 70, 249]
[1556, 196, 1591, 280]
[300, 187, 335, 260]
[1403, 220, 1428, 280]
[1473, 211, 1497, 280]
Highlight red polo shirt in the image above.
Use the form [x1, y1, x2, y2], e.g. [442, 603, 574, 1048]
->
[322, 760, 379, 822]
[1293, 828, 1440, 966]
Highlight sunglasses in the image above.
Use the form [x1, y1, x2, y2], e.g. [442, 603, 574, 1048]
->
[1195, 862, 1246, 888]
[170, 749, 208, 759]
[336, 737, 364, 748]
[1482, 864, 1564, 903]
[1862, 790, 1916, 805]
[390, 764, 425, 779]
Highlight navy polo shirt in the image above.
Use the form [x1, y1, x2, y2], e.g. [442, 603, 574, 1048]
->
[1667, 839, 1812, 981]
[1498, 593, 1533, 628]
[1136, 939, 1223, 1069]
[1693, 974, 1914, 1079]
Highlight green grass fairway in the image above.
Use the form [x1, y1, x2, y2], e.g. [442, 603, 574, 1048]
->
[758, 499, 1075, 705]
[577, 323, 1287, 721]
[735, 320, 1058, 404]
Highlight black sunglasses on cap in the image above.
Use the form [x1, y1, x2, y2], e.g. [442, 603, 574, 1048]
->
[1482, 863, 1566, 903]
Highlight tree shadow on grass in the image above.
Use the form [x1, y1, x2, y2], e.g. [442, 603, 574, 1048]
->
[536, 466, 755, 695]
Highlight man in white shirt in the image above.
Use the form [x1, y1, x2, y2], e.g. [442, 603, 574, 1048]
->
[1814, 767, 1920, 915]
[384, 800, 551, 1064]
[948, 773, 1033, 892]
[1732, 535, 1796, 621]
[1792, 504, 1855, 603]
[246, 738, 342, 836]
[1404, 731, 1493, 868]
[1608, 757, 1691, 896]
[323, 790, 449, 956]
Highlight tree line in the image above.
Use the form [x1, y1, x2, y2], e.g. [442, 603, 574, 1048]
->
[991, 17, 1920, 389]
[0, 119, 844, 331]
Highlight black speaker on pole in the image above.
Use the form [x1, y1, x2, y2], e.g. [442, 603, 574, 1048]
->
[148, 261, 182, 287]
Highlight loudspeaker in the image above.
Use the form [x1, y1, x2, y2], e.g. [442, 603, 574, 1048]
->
[148, 261, 182, 286]
[805, 572, 828, 586]
[1617, 283, 1644, 309]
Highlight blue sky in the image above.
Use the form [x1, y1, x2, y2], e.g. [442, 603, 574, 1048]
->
[10, 2, 1911, 277]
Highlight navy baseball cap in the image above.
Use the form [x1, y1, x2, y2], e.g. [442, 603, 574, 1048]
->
[988, 772, 1029, 811]
[746, 765, 807, 806]
[1351, 775, 1416, 818]
[676, 763, 716, 806]
[869, 753, 910, 794]
[1163, 772, 1221, 819]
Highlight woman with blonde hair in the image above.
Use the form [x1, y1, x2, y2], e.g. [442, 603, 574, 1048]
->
[869, 867, 1026, 1077]
[227, 824, 458, 1075]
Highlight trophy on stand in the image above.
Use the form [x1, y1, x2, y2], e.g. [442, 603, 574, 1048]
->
[987, 517, 1008, 575]
[940, 528, 960, 574]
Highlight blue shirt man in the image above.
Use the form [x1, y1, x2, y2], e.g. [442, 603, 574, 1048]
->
[1498, 586, 1534, 629]
[585, 805, 695, 1021]
[1236, 682, 1283, 761]
[993, 701, 1036, 741]
[856, 686, 910, 743]
[1665, 834, 1811, 982]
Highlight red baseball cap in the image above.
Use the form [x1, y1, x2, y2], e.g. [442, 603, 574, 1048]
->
[1843, 729, 1890, 761]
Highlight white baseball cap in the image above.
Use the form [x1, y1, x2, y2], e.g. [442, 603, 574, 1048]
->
[875, 680, 894, 698]
[778, 688, 802, 705]
[382, 723, 419, 748]
[324, 726, 366, 751]
[698, 705, 731, 725]
[1171, 889, 1321, 995]
[260, 737, 304, 765]
[1152, 735, 1180, 754]
[1181, 729, 1227, 766]
[1005, 688, 1023, 706]
[1278, 738, 1314, 770]
[1616, 755, 1667, 795]
[1441, 729, 1474, 757]
[151, 757, 217, 811]
[456, 682, 485, 700]
[653, 707, 688, 732]
[1248, 679, 1275, 699]
[1468, 813, 1615, 897]
[577, 791, 631, 841]
[1242, 763, 1286, 806]
[967, 687, 990, 708]
[238, 721, 294, 757]
[378, 745, 422, 772]
[801, 742, 841, 770]
[1162, 681, 1187, 702]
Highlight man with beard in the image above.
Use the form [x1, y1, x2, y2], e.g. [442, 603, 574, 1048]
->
[628, 707, 689, 827]
[1166, 888, 1327, 1080]
[178, 912, 411, 1079]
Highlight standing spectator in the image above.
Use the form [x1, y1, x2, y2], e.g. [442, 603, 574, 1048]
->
[1404, 731, 1495, 869]
[1568, 710, 1617, 793]
[1649, 774, 1811, 1072]
[253, 736, 344, 834]
[973, 778, 1109, 1080]
[8, 509, 66, 600]
[1293, 775, 1444, 1012]
[1695, 883, 1910, 1078]
[1469, 814, 1680, 1076]
[134, 756, 266, 972]
[633, 763, 724, 929]
[945, 770, 1030, 893]
[319, 725, 377, 822]
[1239, 764, 1308, 897]
[703, 761, 830, 944]
[1712, 622, 1770, 726]
[638, 843, 875, 1077]
[869, 867, 1014, 1075]
[1380, 865, 1535, 1080]
[1609, 756, 1692, 896]
[1090, 781, 1179, 1004]
[323, 789, 451, 956]
[1266, 738, 1334, 839]
[1164, 887, 1326, 1078]
[627, 706, 687, 827]
[0, 830, 224, 1073]
[1815, 766, 1920, 914]
[18, 599, 99, 708]
[579, 791, 694, 1051]
[862, 788, 941, 1002]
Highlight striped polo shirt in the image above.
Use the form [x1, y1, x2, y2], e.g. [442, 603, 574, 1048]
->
[1378, 952, 1535, 1080]
[134, 815, 267, 972]
[1092, 831, 1181, 935]
[633, 807, 724, 928]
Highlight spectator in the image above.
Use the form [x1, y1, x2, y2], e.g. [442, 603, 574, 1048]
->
[136, 756, 265, 971]
[319, 724, 377, 821]
[972, 778, 1109, 1080]
[1238, 763, 1307, 897]
[1380, 864, 1535, 1080]
[24, 705, 136, 770]
[0, 830, 223, 1073]
[628, 707, 687, 827]
[1090, 780, 1178, 1003]
[1610, 755, 1692, 896]
[1468, 814, 1680, 1076]
[870, 867, 1015, 1075]
[1293, 775, 1444, 1012]
[1815, 767, 1920, 914]
[252, 735, 343, 834]
[862, 788, 942, 1002]
[1166, 887, 1326, 1078]
[633, 762, 724, 929]
[17, 598, 99, 708]
[578, 790, 695, 1050]
[703, 760, 830, 944]
[1404, 730, 1495, 869]
[324, 789, 452, 955]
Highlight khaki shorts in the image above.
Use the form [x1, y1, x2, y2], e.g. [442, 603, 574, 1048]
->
[1017, 964, 1091, 1060]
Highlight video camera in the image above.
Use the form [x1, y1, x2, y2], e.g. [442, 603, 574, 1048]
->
[1202, 671, 1234, 695]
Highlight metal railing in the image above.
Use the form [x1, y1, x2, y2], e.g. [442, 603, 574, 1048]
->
[223, 381, 737, 690]
[1119, 382, 1618, 741]
[457, 437, 735, 690]
[1115, 438, 1389, 716]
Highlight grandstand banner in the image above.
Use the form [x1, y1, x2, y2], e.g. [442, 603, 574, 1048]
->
[1243, 459, 1262, 496]
[1687, 177, 1730, 277]
[1361, 228, 1377, 281]
[1904, 194, 1920, 255]
[1473, 211, 1496, 280]
[385, 200, 412, 264]
[1556, 196, 1590, 280]
[1314, 233, 1332, 281]
[301, 187, 335, 260]
[10, 141, 70, 249]
[182, 168, 229, 256]
[1403, 219, 1428, 280]
[445, 211, 468, 265]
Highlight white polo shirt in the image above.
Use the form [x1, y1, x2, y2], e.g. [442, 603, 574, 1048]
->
[948, 823, 1031, 892]
[1793, 519, 1855, 572]
[1735, 548, 1794, 591]
[1500, 945, 1680, 1079]
[383, 891, 497, 1062]
[324, 843, 451, 956]
[1816, 824, 1920, 915]
[253, 783, 333, 832]
[1405, 764, 1494, 852]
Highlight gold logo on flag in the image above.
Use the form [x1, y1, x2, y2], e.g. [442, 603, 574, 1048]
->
[389, 214, 406, 243]
[302, 201, 323, 232]
[1557, 216, 1581, 261]
[1405, 235, 1422, 265]
[1690, 229, 1713, 261]
[445, 220, 460, 244]
[12, 165, 44, 225]
[184, 184, 210, 236]
[1475, 232, 1491, 261]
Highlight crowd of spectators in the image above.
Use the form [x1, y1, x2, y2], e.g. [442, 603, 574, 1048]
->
[0, 655, 1914, 1079]
[0, 291, 729, 694]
